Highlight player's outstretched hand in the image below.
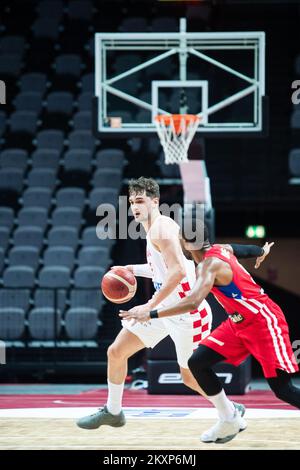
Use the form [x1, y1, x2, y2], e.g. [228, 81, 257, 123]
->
[255, 242, 274, 269]
[119, 305, 151, 323]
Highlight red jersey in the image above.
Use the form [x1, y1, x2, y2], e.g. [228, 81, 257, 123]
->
[201, 244, 298, 377]
[203, 244, 269, 316]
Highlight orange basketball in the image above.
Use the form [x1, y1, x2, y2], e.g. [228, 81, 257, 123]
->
[101, 267, 137, 304]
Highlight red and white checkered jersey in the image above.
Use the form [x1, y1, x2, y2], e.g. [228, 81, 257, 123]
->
[146, 216, 208, 313]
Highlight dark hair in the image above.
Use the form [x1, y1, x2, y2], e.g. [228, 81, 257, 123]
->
[181, 217, 210, 248]
[128, 177, 160, 199]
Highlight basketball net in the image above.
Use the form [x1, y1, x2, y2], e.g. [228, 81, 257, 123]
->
[155, 114, 201, 165]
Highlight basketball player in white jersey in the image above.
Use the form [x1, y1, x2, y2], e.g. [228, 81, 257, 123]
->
[76, 177, 268, 431]
[77, 177, 214, 430]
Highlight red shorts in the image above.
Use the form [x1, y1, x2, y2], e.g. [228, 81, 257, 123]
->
[200, 298, 299, 378]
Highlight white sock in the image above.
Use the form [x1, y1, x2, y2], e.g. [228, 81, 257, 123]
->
[106, 380, 124, 415]
[208, 389, 235, 421]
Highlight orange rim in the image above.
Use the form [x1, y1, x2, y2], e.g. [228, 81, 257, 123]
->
[155, 114, 201, 134]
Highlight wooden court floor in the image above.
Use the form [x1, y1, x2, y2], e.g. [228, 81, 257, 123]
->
[0, 417, 300, 450]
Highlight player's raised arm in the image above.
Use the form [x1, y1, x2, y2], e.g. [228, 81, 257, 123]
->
[222, 242, 274, 267]
[254, 241, 274, 268]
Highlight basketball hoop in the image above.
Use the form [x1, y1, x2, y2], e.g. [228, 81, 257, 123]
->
[155, 114, 201, 165]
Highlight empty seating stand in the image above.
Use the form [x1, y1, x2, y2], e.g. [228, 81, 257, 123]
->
[0, 149, 28, 171]
[38, 266, 71, 288]
[0, 207, 14, 231]
[13, 226, 44, 249]
[64, 149, 92, 173]
[22, 188, 52, 208]
[3, 266, 35, 288]
[14, 92, 43, 113]
[20, 73, 47, 94]
[65, 308, 101, 340]
[9, 246, 40, 270]
[36, 130, 64, 153]
[0, 289, 31, 311]
[48, 226, 78, 248]
[78, 246, 111, 268]
[28, 308, 61, 340]
[70, 289, 104, 312]
[51, 207, 82, 228]
[18, 207, 48, 229]
[45, 91, 74, 128]
[0, 3, 125, 365]
[92, 168, 122, 190]
[9, 111, 38, 147]
[43, 247, 75, 269]
[0, 227, 10, 252]
[31, 149, 60, 171]
[82, 226, 114, 248]
[0, 308, 25, 340]
[95, 149, 126, 169]
[34, 289, 66, 313]
[56, 187, 85, 209]
[74, 266, 105, 288]
[27, 169, 56, 189]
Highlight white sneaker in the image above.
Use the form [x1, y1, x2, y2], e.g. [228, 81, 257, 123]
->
[201, 409, 247, 444]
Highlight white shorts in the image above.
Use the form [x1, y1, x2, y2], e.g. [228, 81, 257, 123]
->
[122, 300, 212, 368]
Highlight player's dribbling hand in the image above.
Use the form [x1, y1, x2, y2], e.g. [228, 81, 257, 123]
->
[255, 241, 274, 269]
[110, 265, 134, 273]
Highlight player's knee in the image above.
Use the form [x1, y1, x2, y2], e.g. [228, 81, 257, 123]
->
[187, 351, 199, 375]
[107, 342, 126, 362]
[107, 344, 116, 361]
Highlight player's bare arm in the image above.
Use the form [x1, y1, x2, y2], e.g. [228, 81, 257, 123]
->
[110, 264, 153, 278]
[127, 218, 187, 316]
[120, 257, 223, 322]
[147, 218, 187, 308]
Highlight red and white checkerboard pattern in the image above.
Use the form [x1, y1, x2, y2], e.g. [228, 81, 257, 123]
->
[178, 281, 212, 349]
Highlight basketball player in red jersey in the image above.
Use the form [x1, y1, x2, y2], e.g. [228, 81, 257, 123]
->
[120, 222, 299, 443]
